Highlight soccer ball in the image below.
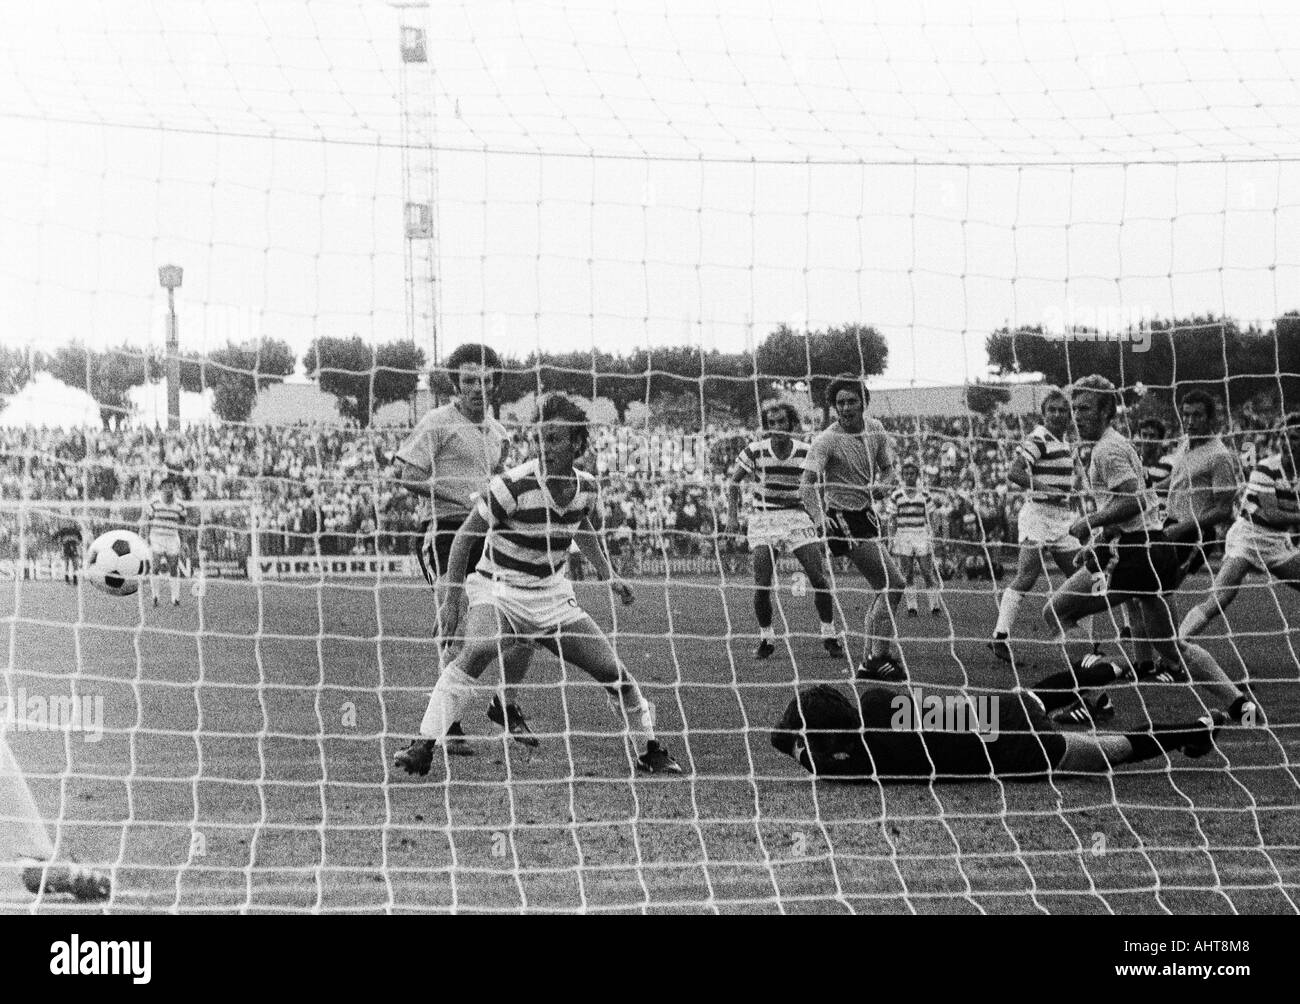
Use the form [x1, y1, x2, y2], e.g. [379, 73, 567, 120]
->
[84, 530, 151, 597]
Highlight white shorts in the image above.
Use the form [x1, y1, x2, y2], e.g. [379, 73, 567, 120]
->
[891, 528, 932, 558]
[1017, 502, 1080, 553]
[1224, 519, 1299, 574]
[747, 509, 818, 554]
[465, 574, 588, 637]
[150, 535, 181, 559]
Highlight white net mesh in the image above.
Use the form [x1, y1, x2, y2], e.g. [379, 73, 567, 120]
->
[2, 0, 1298, 913]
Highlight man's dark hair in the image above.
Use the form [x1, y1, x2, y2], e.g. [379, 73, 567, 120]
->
[826, 374, 869, 411]
[1138, 417, 1167, 440]
[539, 393, 590, 456]
[761, 401, 802, 432]
[443, 343, 502, 392]
[1179, 389, 1217, 425]
[1041, 388, 1069, 414]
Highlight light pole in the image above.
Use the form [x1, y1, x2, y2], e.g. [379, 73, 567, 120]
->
[158, 264, 183, 430]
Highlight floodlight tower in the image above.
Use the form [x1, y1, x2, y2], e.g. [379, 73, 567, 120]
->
[158, 264, 184, 430]
[392, 1, 441, 408]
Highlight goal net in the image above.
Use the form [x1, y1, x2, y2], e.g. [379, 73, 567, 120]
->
[2, 1, 1298, 914]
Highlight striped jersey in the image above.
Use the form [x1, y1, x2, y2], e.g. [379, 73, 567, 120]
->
[734, 437, 809, 511]
[1017, 425, 1075, 506]
[1239, 454, 1300, 531]
[888, 487, 934, 532]
[475, 460, 599, 589]
[146, 497, 186, 539]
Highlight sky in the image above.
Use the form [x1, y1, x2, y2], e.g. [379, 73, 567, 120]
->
[3, 0, 1300, 398]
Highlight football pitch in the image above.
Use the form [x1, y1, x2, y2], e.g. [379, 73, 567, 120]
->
[4, 571, 1298, 914]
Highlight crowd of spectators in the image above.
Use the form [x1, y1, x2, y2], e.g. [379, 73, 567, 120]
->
[0, 398, 1287, 574]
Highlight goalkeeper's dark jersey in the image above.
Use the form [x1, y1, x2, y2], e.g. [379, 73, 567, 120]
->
[772, 685, 1067, 780]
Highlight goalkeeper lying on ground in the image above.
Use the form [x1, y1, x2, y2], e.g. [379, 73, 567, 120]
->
[771, 655, 1225, 779]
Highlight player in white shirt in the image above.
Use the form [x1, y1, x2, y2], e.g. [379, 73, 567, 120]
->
[143, 481, 186, 607]
[395, 394, 681, 775]
[989, 390, 1081, 662]
[726, 401, 843, 660]
[392, 343, 537, 752]
[886, 461, 942, 617]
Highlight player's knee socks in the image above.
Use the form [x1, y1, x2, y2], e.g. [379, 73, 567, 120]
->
[419, 664, 478, 740]
[149, 576, 159, 599]
[994, 589, 1025, 636]
[812, 588, 834, 627]
[170, 576, 180, 602]
[1122, 606, 1132, 630]
[904, 587, 917, 611]
[608, 680, 655, 744]
[926, 589, 940, 611]
[1031, 655, 1124, 711]
[754, 587, 773, 628]
[1179, 605, 1211, 639]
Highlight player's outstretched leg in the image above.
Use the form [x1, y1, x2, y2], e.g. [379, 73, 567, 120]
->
[538, 616, 683, 775]
[1178, 556, 1250, 640]
[20, 859, 112, 902]
[1053, 711, 1226, 772]
[395, 606, 505, 774]
[2, 734, 112, 903]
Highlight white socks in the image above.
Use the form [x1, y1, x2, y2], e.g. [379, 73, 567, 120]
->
[994, 589, 1025, 636]
[819, 620, 837, 638]
[419, 664, 479, 739]
[759, 625, 776, 640]
[609, 681, 656, 746]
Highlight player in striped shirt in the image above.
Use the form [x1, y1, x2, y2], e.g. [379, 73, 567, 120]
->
[726, 402, 842, 660]
[886, 461, 942, 617]
[1177, 414, 1300, 723]
[142, 481, 186, 608]
[395, 394, 682, 776]
[990, 390, 1082, 662]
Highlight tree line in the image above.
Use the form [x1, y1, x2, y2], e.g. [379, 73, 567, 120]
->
[4, 312, 1298, 428]
[984, 312, 1300, 415]
[0, 324, 890, 428]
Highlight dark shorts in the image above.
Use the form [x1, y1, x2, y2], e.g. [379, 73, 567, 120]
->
[415, 516, 487, 587]
[825, 507, 881, 558]
[1108, 530, 1181, 597]
[60, 537, 80, 560]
